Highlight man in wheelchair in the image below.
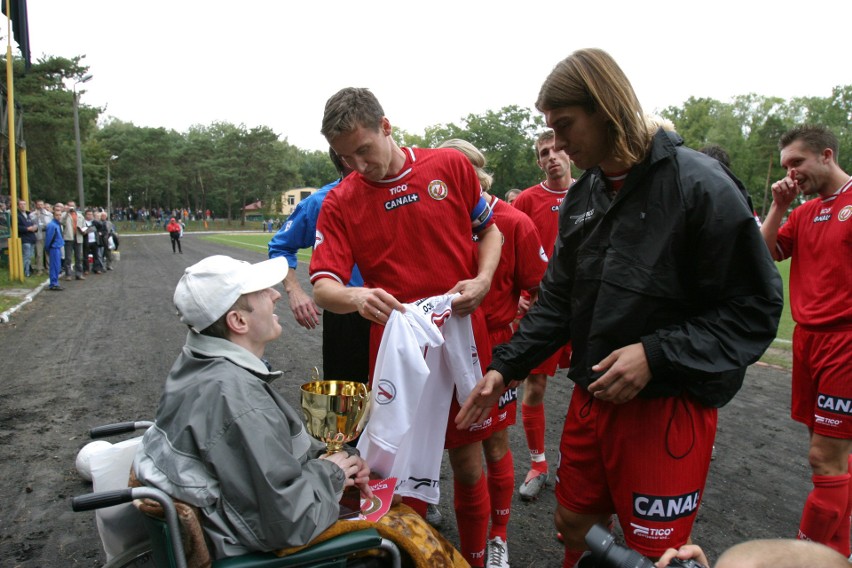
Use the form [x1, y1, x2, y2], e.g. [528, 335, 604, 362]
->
[133, 254, 373, 559]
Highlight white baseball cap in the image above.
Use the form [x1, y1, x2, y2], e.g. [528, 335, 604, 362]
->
[174, 255, 288, 332]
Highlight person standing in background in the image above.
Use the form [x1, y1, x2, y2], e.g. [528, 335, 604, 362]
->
[166, 217, 183, 254]
[45, 203, 65, 290]
[511, 130, 574, 501]
[760, 125, 852, 557]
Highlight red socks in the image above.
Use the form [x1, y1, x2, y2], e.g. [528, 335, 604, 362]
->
[799, 471, 851, 547]
[522, 402, 547, 472]
[486, 451, 514, 540]
[826, 455, 852, 556]
[563, 547, 585, 568]
[454, 473, 490, 567]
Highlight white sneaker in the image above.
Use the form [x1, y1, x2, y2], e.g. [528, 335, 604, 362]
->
[486, 536, 510, 568]
[519, 469, 549, 501]
[425, 503, 443, 528]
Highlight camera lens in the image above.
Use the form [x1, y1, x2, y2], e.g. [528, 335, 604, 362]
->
[585, 524, 654, 568]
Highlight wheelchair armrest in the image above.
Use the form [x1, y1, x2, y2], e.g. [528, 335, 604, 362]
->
[89, 420, 154, 438]
[213, 528, 387, 567]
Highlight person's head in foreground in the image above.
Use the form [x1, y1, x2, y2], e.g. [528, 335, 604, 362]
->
[174, 255, 288, 356]
[656, 538, 849, 568]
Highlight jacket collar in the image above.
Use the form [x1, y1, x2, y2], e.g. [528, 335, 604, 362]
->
[184, 330, 283, 382]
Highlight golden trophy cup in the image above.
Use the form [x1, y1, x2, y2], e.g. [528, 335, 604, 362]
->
[300, 379, 371, 454]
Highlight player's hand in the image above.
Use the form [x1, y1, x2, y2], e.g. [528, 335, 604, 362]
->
[655, 545, 708, 568]
[288, 288, 321, 330]
[587, 343, 652, 404]
[770, 167, 800, 209]
[456, 371, 514, 430]
[354, 287, 405, 324]
[517, 294, 531, 314]
[448, 275, 490, 316]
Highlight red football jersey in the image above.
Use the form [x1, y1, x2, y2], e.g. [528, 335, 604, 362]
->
[480, 198, 548, 331]
[776, 179, 852, 327]
[310, 147, 485, 302]
[513, 181, 569, 256]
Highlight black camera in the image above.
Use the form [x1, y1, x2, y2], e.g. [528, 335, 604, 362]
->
[582, 524, 706, 568]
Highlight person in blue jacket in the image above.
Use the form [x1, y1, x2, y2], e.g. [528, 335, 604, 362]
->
[44, 203, 66, 290]
[268, 149, 369, 383]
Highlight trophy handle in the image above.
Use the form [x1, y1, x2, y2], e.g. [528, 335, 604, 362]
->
[310, 366, 320, 382]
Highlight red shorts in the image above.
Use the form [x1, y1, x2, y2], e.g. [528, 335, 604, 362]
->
[530, 341, 572, 376]
[791, 326, 852, 438]
[555, 387, 717, 557]
[484, 325, 518, 431]
[517, 297, 572, 376]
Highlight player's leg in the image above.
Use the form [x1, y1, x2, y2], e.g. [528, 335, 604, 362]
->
[795, 327, 852, 554]
[800, 433, 852, 548]
[520, 372, 549, 499]
[483, 428, 512, 568]
[555, 506, 611, 567]
[449, 441, 489, 567]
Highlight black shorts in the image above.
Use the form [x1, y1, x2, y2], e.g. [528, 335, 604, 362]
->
[322, 310, 370, 383]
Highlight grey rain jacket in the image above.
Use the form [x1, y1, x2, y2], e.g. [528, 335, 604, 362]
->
[134, 331, 346, 558]
[491, 129, 783, 408]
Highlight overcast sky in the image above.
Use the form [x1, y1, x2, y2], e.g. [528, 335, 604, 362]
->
[24, 0, 852, 152]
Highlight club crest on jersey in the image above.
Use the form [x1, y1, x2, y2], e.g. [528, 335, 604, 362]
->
[839, 205, 852, 222]
[375, 380, 396, 405]
[314, 230, 325, 247]
[427, 180, 449, 201]
[539, 245, 548, 262]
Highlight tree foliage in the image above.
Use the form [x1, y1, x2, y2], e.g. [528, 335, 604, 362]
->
[2, 52, 850, 221]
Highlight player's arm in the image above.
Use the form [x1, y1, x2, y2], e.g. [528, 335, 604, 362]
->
[447, 195, 502, 316]
[269, 201, 322, 329]
[760, 168, 799, 261]
[313, 278, 405, 324]
[283, 269, 320, 330]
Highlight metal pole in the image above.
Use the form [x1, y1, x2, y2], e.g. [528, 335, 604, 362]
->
[106, 154, 117, 219]
[5, 2, 22, 281]
[73, 89, 85, 210]
[106, 159, 111, 217]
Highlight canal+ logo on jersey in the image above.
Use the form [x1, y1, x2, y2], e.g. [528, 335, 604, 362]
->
[375, 380, 396, 405]
[633, 489, 700, 521]
[818, 394, 852, 416]
[427, 180, 448, 201]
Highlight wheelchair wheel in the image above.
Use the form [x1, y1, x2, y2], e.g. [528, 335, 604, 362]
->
[102, 541, 155, 567]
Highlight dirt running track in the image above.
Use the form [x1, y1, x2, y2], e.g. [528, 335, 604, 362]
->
[0, 233, 810, 567]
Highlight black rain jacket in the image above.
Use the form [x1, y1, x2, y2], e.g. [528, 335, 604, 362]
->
[491, 129, 783, 408]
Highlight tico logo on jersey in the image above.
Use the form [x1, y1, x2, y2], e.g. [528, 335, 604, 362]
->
[427, 180, 449, 201]
[839, 205, 852, 222]
[375, 380, 396, 405]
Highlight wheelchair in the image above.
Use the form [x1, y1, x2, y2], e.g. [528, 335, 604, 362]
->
[71, 421, 402, 568]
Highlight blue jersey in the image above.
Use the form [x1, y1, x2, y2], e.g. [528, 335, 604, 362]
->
[268, 179, 364, 287]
